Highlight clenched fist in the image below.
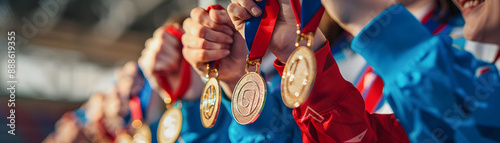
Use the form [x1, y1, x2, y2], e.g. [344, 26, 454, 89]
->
[182, 6, 248, 98]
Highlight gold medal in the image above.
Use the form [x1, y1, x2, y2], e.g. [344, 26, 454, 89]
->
[200, 65, 221, 128]
[116, 131, 133, 143]
[282, 32, 316, 108]
[232, 59, 266, 125]
[132, 123, 152, 143]
[157, 107, 182, 143]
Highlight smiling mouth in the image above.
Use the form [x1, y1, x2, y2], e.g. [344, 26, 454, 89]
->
[461, 0, 485, 9]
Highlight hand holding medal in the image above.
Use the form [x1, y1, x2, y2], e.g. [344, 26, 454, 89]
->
[230, 0, 279, 125]
[139, 25, 189, 143]
[281, 0, 324, 108]
[200, 61, 222, 128]
[128, 95, 152, 143]
[199, 5, 225, 128]
[182, 4, 249, 124]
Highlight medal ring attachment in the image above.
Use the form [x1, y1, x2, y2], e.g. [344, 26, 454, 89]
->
[295, 28, 314, 48]
[245, 58, 262, 73]
[205, 64, 219, 78]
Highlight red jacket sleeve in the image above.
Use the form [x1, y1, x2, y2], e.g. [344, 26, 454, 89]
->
[274, 42, 409, 143]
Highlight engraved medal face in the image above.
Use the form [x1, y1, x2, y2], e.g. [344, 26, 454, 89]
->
[282, 46, 316, 108]
[157, 108, 182, 143]
[232, 72, 266, 125]
[133, 124, 152, 143]
[200, 77, 221, 128]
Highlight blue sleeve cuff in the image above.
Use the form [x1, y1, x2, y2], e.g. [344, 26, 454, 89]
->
[351, 4, 434, 81]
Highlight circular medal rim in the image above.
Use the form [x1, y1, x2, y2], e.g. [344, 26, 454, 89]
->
[134, 123, 152, 143]
[116, 132, 133, 142]
[200, 77, 221, 128]
[157, 107, 183, 143]
[281, 46, 316, 108]
[231, 72, 267, 125]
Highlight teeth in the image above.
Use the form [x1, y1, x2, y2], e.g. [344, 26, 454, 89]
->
[463, 0, 484, 9]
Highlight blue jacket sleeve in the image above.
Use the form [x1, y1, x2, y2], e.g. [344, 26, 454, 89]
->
[351, 4, 500, 143]
[220, 80, 302, 143]
[177, 100, 231, 143]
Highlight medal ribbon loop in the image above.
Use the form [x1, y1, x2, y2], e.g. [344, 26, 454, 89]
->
[205, 5, 225, 78]
[152, 26, 191, 104]
[129, 96, 144, 128]
[244, 0, 279, 65]
[290, 0, 324, 47]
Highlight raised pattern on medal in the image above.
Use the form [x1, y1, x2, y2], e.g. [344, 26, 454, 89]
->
[202, 85, 216, 119]
[232, 72, 266, 125]
[282, 47, 316, 108]
[157, 108, 182, 143]
[200, 77, 220, 128]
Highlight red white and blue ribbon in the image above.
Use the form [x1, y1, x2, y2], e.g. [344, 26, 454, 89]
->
[244, 0, 279, 61]
[290, 0, 324, 34]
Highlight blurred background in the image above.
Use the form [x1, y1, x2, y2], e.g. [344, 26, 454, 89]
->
[0, 0, 227, 142]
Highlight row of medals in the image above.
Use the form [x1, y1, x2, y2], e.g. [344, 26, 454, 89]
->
[121, 29, 317, 143]
[115, 101, 183, 143]
[200, 28, 316, 127]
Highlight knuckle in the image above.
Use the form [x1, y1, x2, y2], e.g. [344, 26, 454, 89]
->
[227, 3, 238, 14]
[214, 43, 223, 50]
[199, 39, 209, 48]
[192, 9, 206, 22]
[181, 34, 189, 44]
[190, 8, 203, 19]
[182, 48, 190, 59]
[198, 51, 207, 61]
[183, 18, 192, 29]
[239, 0, 252, 7]
[206, 21, 217, 29]
[197, 26, 206, 38]
[210, 11, 222, 23]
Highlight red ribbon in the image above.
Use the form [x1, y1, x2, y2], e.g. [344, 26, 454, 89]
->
[153, 26, 191, 103]
[129, 96, 143, 121]
[98, 118, 116, 141]
[290, 0, 324, 34]
[247, 0, 279, 61]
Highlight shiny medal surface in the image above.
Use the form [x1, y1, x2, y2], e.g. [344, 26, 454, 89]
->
[282, 33, 316, 108]
[157, 107, 182, 143]
[200, 65, 221, 128]
[116, 132, 133, 143]
[232, 60, 266, 125]
[132, 123, 152, 143]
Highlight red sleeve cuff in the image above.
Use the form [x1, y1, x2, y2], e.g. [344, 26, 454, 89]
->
[273, 58, 286, 77]
[274, 40, 349, 111]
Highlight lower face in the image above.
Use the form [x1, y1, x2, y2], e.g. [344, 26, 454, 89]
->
[452, 0, 500, 44]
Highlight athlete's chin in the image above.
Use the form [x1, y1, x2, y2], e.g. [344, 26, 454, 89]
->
[463, 23, 486, 43]
[464, 24, 500, 45]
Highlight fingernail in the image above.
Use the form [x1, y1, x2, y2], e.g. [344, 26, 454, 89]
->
[224, 50, 230, 55]
[251, 7, 261, 16]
